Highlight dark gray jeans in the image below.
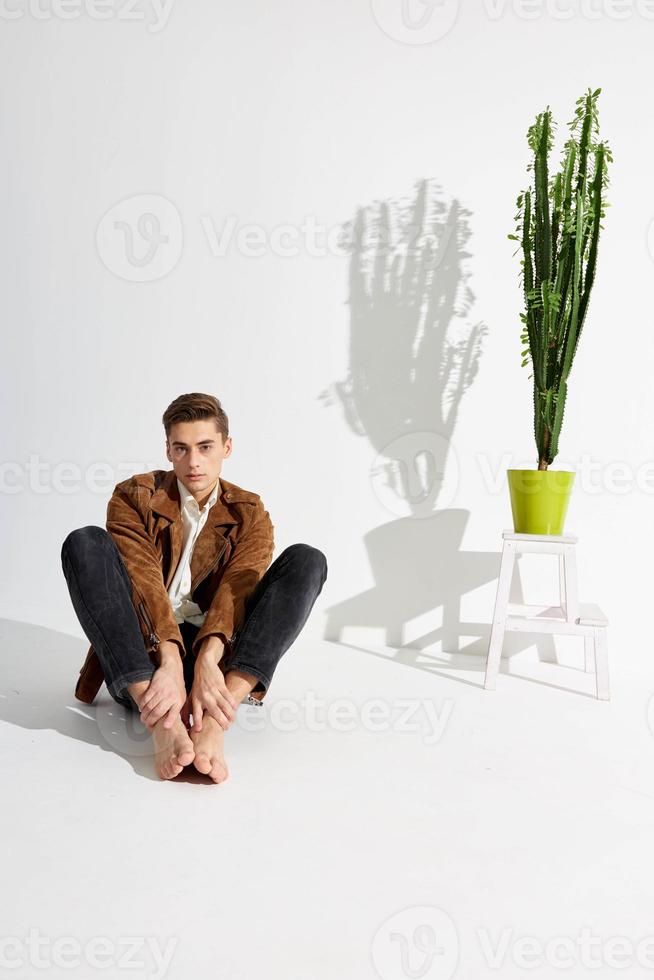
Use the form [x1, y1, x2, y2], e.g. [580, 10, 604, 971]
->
[61, 525, 327, 709]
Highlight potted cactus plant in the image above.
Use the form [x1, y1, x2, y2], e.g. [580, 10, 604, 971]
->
[507, 87, 612, 534]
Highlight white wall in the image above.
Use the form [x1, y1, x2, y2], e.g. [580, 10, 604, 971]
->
[1, 0, 651, 674]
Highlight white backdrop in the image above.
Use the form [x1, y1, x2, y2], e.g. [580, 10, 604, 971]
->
[1, 1, 651, 679]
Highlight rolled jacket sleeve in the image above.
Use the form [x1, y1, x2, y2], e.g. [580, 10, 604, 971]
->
[192, 498, 275, 658]
[106, 483, 185, 656]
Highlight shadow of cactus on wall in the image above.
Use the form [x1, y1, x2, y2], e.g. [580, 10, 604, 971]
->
[320, 177, 485, 517]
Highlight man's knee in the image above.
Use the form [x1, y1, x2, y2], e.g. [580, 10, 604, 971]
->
[282, 543, 328, 583]
[61, 525, 111, 563]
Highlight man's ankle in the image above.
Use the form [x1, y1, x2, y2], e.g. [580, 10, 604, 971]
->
[225, 669, 259, 705]
[126, 678, 150, 709]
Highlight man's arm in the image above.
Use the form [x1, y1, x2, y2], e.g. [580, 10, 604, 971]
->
[191, 497, 275, 659]
[106, 481, 185, 658]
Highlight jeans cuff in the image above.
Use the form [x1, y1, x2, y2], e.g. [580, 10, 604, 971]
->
[110, 667, 156, 705]
[223, 661, 270, 694]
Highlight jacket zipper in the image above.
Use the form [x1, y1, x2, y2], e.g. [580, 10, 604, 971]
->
[137, 600, 160, 651]
[136, 539, 228, 650]
[190, 539, 228, 595]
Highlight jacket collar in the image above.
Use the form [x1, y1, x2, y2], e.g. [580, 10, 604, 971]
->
[150, 469, 241, 527]
[176, 476, 220, 515]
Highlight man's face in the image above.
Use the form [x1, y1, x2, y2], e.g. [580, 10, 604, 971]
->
[165, 420, 232, 501]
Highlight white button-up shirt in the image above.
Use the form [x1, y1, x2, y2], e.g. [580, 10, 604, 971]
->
[168, 476, 220, 626]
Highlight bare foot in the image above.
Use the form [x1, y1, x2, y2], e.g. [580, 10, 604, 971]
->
[190, 714, 229, 783]
[151, 716, 195, 780]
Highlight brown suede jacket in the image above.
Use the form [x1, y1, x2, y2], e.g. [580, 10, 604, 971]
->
[74, 468, 274, 704]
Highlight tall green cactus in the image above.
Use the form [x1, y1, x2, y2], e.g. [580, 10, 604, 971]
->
[510, 88, 612, 470]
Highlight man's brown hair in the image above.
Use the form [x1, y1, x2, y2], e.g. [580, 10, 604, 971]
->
[162, 393, 229, 442]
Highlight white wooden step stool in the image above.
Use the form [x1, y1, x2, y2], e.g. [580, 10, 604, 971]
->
[484, 531, 609, 699]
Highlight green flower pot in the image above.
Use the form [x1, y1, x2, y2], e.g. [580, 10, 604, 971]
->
[507, 469, 575, 535]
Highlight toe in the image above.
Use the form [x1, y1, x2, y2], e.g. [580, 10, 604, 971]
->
[210, 758, 229, 783]
[194, 752, 212, 775]
[158, 761, 172, 780]
[177, 746, 195, 767]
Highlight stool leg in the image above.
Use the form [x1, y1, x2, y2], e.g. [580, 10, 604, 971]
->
[561, 544, 579, 623]
[558, 554, 566, 609]
[584, 636, 595, 672]
[484, 541, 516, 691]
[594, 627, 610, 700]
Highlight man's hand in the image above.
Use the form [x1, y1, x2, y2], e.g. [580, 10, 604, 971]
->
[187, 639, 237, 732]
[138, 642, 186, 730]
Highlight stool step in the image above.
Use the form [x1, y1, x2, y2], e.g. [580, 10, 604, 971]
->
[505, 601, 609, 634]
[506, 601, 608, 625]
[576, 603, 609, 627]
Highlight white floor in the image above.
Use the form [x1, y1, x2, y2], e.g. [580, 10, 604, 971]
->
[2, 618, 654, 979]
